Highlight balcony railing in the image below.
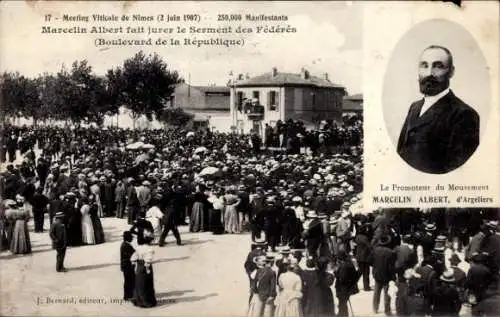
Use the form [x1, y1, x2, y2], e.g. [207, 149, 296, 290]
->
[239, 104, 264, 120]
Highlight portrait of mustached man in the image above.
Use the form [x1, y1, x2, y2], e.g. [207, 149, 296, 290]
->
[397, 45, 480, 174]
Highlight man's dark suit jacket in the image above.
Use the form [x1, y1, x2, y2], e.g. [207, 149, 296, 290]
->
[397, 91, 479, 174]
[372, 245, 396, 284]
[49, 221, 67, 250]
[253, 267, 277, 301]
[395, 244, 417, 271]
[120, 241, 135, 272]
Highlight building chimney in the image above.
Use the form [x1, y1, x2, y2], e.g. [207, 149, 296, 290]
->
[238, 74, 244, 80]
[301, 68, 310, 80]
[271, 67, 278, 77]
[324, 72, 329, 81]
[245, 73, 250, 79]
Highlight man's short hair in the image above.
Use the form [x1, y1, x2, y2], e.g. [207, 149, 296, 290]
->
[424, 45, 454, 68]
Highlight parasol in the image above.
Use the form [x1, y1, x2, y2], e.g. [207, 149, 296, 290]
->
[134, 153, 149, 164]
[194, 146, 208, 154]
[126, 141, 145, 150]
[199, 166, 222, 177]
[186, 131, 195, 137]
[142, 143, 155, 149]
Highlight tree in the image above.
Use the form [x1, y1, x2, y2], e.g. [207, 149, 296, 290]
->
[0, 72, 29, 123]
[117, 51, 182, 125]
[157, 108, 194, 127]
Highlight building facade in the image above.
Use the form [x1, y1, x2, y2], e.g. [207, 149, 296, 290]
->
[342, 93, 363, 116]
[171, 83, 231, 132]
[229, 68, 346, 135]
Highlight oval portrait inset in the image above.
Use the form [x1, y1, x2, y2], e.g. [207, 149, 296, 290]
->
[383, 19, 491, 175]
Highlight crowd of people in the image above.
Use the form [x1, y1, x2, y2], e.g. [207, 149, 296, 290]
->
[244, 208, 500, 317]
[1, 118, 498, 316]
[0, 119, 362, 308]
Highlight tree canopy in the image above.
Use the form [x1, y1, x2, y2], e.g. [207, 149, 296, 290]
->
[0, 51, 186, 127]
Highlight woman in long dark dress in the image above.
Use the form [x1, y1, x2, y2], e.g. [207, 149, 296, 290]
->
[89, 195, 105, 244]
[302, 258, 323, 317]
[317, 257, 335, 317]
[131, 229, 157, 308]
[67, 196, 83, 247]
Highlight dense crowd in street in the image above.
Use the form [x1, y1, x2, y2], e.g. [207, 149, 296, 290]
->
[1, 116, 499, 316]
[244, 207, 499, 317]
[0, 118, 362, 307]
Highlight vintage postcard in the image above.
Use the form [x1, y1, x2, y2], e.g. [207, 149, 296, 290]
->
[0, 1, 499, 317]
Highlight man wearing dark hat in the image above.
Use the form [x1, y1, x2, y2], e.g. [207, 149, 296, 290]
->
[420, 223, 437, 257]
[244, 238, 267, 289]
[126, 178, 140, 225]
[120, 231, 135, 301]
[49, 212, 67, 272]
[237, 184, 250, 232]
[414, 255, 438, 316]
[303, 211, 324, 259]
[372, 235, 396, 315]
[432, 269, 462, 317]
[158, 198, 182, 247]
[395, 234, 418, 282]
[449, 253, 467, 303]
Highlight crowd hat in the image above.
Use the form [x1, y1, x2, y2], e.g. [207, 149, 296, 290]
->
[252, 236, 267, 246]
[379, 235, 392, 246]
[425, 223, 437, 232]
[440, 269, 455, 283]
[278, 246, 291, 254]
[306, 211, 318, 218]
[434, 235, 447, 252]
[485, 220, 499, 232]
[55, 212, 65, 218]
[449, 253, 461, 266]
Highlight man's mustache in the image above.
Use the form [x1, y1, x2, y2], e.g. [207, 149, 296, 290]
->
[419, 76, 439, 86]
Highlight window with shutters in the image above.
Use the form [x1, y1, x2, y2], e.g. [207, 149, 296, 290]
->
[252, 91, 260, 102]
[268, 90, 278, 111]
[236, 91, 244, 111]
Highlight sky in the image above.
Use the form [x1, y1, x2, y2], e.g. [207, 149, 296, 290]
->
[0, 1, 363, 94]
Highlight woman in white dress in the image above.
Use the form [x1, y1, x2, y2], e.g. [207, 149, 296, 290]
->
[274, 263, 304, 317]
[80, 196, 95, 245]
[224, 187, 241, 234]
[145, 195, 164, 244]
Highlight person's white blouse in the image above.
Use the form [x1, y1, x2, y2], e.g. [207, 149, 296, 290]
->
[131, 244, 155, 264]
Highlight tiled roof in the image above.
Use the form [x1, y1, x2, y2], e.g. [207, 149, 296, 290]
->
[233, 72, 344, 89]
[192, 86, 230, 93]
[344, 93, 363, 101]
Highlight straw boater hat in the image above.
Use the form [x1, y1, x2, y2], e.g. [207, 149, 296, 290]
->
[306, 211, 318, 218]
[440, 269, 455, 283]
[55, 212, 65, 218]
[425, 223, 437, 232]
[252, 236, 267, 246]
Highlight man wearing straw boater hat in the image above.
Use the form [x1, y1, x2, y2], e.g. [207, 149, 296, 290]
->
[303, 210, 324, 259]
[245, 236, 268, 286]
[432, 269, 461, 317]
[372, 235, 396, 316]
[49, 212, 67, 272]
[247, 253, 277, 317]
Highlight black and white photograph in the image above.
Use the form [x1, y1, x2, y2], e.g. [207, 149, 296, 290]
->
[0, 1, 367, 316]
[383, 19, 488, 174]
[365, 2, 499, 209]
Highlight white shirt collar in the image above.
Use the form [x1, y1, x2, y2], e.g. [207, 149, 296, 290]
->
[419, 88, 450, 116]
